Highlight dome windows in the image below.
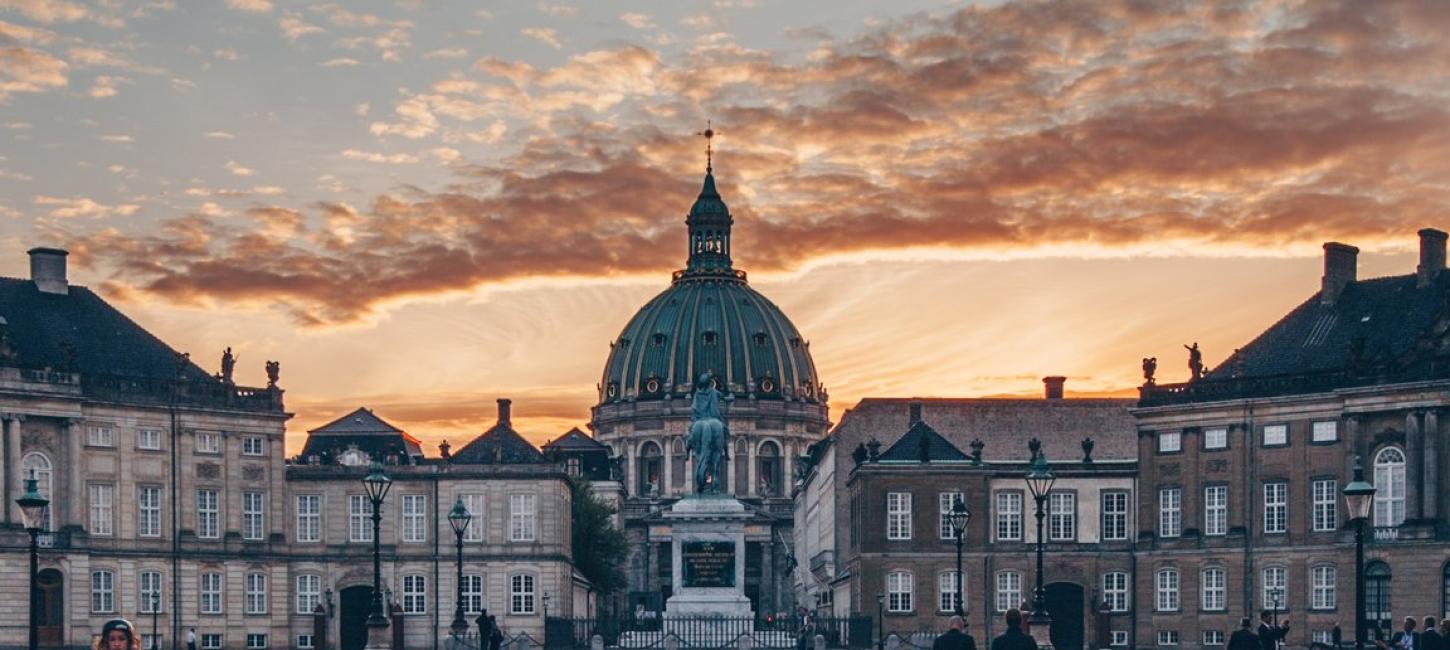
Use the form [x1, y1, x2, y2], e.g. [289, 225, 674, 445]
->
[752, 332, 768, 347]
[606, 382, 619, 399]
[702, 331, 718, 345]
[644, 377, 662, 394]
[758, 375, 776, 394]
[651, 333, 667, 347]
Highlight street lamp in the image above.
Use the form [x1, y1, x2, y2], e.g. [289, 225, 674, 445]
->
[17, 473, 48, 650]
[947, 500, 971, 616]
[1024, 449, 1057, 649]
[543, 592, 551, 619]
[362, 462, 393, 631]
[150, 592, 161, 650]
[448, 498, 474, 635]
[1269, 588, 1283, 627]
[876, 592, 885, 650]
[1343, 456, 1377, 650]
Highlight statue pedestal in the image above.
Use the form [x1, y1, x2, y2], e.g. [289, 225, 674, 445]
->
[663, 495, 754, 620]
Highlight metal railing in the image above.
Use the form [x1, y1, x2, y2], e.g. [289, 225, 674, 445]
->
[545, 616, 873, 650]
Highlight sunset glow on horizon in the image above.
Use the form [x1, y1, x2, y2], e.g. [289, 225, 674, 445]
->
[2, 0, 1446, 454]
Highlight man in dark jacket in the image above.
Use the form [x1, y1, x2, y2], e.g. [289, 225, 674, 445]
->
[1384, 617, 1419, 650]
[934, 616, 978, 650]
[990, 609, 1037, 650]
[1260, 610, 1291, 650]
[1422, 618, 1443, 650]
[1230, 618, 1260, 650]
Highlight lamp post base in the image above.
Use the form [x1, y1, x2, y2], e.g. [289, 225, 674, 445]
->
[1028, 611, 1054, 650]
[365, 621, 392, 650]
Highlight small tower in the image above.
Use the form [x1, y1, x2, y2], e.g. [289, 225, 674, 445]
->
[682, 123, 736, 278]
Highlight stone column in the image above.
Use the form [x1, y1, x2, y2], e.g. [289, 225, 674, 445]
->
[1407, 412, 1423, 520]
[1424, 410, 1440, 521]
[685, 456, 695, 495]
[627, 443, 638, 496]
[663, 440, 673, 498]
[2, 414, 16, 524]
[747, 441, 758, 497]
[65, 418, 82, 529]
[723, 450, 732, 496]
[783, 443, 794, 496]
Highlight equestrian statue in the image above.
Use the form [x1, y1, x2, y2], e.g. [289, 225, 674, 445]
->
[685, 371, 733, 495]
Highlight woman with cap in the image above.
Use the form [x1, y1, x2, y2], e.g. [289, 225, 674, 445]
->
[96, 618, 141, 650]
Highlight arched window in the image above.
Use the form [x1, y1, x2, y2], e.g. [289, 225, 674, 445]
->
[758, 441, 781, 497]
[1374, 447, 1406, 527]
[22, 452, 53, 531]
[638, 441, 662, 496]
[1366, 562, 1391, 639]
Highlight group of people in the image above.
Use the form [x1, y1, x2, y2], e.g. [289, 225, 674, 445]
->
[931, 608, 1034, 650]
[1229, 611, 1293, 650]
[1371, 616, 1450, 650]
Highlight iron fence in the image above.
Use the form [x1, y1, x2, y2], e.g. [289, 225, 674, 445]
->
[545, 616, 873, 650]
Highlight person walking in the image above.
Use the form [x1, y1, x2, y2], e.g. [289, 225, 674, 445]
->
[1230, 618, 1260, 650]
[1333, 623, 1343, 650]
[186, 628, 196, 650]
[1422, 618, 1443, 650]
[96, 619, 141, 650]
[1380, 617, 1418, 650]
[990, 609, 1037, 650]
[934, 616, 978, 650]
[1260, 610, 1291, 650]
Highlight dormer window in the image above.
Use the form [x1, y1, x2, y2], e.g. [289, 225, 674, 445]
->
[790, 337, 801, 349]
[759, 376, 775, 393]
[644, 377, 661, 394]
[702, 331, 718, 345]
[753, 332, 768, 347]
[619, 337, 631, 349]
[652, 333, 667, 347]
[338, 449, 368, 467]
[606, 382, 619, 399]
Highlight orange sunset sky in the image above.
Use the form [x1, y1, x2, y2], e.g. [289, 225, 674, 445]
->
[0, 0, 1446, 454]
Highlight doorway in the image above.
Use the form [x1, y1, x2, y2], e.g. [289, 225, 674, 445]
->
[37, 569, 63, 647]
[340, 585, 374, 650]
[1045, 582, 1084, 650]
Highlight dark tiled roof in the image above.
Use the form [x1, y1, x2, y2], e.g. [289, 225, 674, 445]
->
[300, 407, 423, 460]
[878, 420, 968, 462]
[452, 420, 545, 464]
[542, 427, 609, 451]
[0, 277, 212, 380]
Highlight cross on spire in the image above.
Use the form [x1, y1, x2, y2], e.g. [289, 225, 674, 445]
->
[696, 120, 715, 173]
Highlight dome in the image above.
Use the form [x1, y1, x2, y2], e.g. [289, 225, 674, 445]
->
[597, 170, 824, 406]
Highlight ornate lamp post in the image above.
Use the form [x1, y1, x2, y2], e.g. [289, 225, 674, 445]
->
[1343, 456, 1376, 650]
[947, 500, 971, 616]
[150, 592, 161, 650]
[876, 592, 885, 650]
[1024, 450, 1057, 649]
[448, 498, 474, 635]
[17, 474, 49, 650]
[362, 462, 393, 633]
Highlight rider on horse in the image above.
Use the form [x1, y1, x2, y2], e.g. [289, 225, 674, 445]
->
[686, 371, 733, 494]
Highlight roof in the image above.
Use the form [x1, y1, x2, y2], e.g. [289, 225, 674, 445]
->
[542, 427, 609, 451]
[299, 407, 423, 460]
[878, 420, 969, 462]
[0, 277, 213, 381]
[452, 420, 546, 464]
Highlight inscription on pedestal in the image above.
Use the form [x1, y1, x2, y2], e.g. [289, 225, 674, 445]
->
[682, 541, 735, 588]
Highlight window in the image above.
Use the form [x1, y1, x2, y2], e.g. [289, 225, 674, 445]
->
[196, 432, 220, 453]
[1203, 485, 1228, 536]
[296, 575, 321, 614]
[1313, 479, 1338, 532]
[1203, 631, 1225, 646]
[886, 492, 912, 540]
[1314, 632, 1334, 646]
[245, 573, 267, 614]
[1261, 567, 1287, 611]
[462, 575, 484, 614]
[1201, 567, 1226, 611]
[995, 492, 1022, 541]
[1111, 632, 1129, 647]
[200, 573, 222, 614]
[242, 491, 265, 541]
[995, 571, 1022, 612]
[139, 486, 162, 537]
[510, 574, 536, 614]
[1101, 492, 1129, 541]
[91, 570, 115, 613]
[938, 571, 962, 613]
[88, 425, 115, 447]
[1103, 572, 1128, 612]
[89, 484, 114, 536]
[402, 495, 427, 543]
[1312, 565, 1336, 610]
[1158, 431, 1181, 453]
[21, 453, 53, 531]
[143, 635, 162, 650]
[1156, 569, 1179, 611]
[566, 457, 581, 477]
[1374, 447, 1406, 527]
[461, 494, 484, 542]
[201, 634, 222, 649]
[296, 495, 321, 543]
[1157, 631, 1179, 646]
[402, 575, 427, 614]
[1263, 483, 1287, 534]
[140, 571, 162, 613]
[138, 428, 162, 450]
[1048, 492, 1076, 541]
[1262, 424, 1287, 446]
[197, 489, 219, 539]
[1204, 427, 1227, 450]
[1159, 488, 1181, 538]
[1312, 421, 1338, 443]
[887, 571, 913, 613]
[298, 635, 315, 649]
[1366, 562, 1391, 630]
[510, 494, 537, 542]
[242, 436, 265, 455]
[939, 492, 964, 540]
[350, 495, 371, 542]
[246, 634, 267, 649]
[1444, 564, 1450, 620]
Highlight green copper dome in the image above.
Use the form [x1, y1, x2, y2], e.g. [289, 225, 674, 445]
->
[598, 171, 823, 405]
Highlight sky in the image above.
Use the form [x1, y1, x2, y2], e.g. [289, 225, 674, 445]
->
[1, 0, 1447, 455]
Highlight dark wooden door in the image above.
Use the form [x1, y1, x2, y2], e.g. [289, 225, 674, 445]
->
[340, 586, 374, 650]
[37, 569, 63, 647]
[1045, 582, 1084, 650]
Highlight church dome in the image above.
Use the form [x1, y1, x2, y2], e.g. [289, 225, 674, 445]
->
[597, 169, 823, 406]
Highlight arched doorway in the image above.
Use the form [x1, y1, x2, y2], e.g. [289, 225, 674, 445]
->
[339, 585, 375, 650]
[1045, 582, 1084, 650]
[37, 568, 63, 647]
[1366, 562, 1391, 641]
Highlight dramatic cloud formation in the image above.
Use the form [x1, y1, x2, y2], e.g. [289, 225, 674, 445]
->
[57, 0, 1450, 330]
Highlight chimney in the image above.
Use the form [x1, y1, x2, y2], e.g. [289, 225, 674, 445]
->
[1418, 228, 1447, 288]
[1320, 242, 1359, 305]
[908, 401, 923, 425]
[1043, 376, 1066, 400]
[497, 398, 512, 426]
[27, 247, 69, 295]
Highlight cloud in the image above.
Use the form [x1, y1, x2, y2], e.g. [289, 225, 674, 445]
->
[0, 46, 68, 99]
[316, 4, 414, 61]
[224, 0, 272, 13]
[522, 27, 562, 49]
[0, 19, 57, 44]
[34, 195, 140, 218]
[225, 160, 255, 176]
[279, 12, 323, 40]
[537, 3, 578, 18]
[63, 0, 1450, 327]
[423, 47, 467, 59]
[619, 13, 654, 29]
[88, 74, 128, 98]
[204, 131, 235, 139]
[98, 134, 132, 142]
[0, 0, 121, 27]
[213, 48, 240, 61]
[321, 57, 359, 67]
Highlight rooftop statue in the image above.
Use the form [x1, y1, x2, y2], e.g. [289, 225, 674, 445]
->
[1185, 342, 1204, 380]
[686, 371, 732, 495]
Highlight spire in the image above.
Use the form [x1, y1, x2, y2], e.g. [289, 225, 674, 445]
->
[696, 120, 715, 174]
[678, 123, 739, 282]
